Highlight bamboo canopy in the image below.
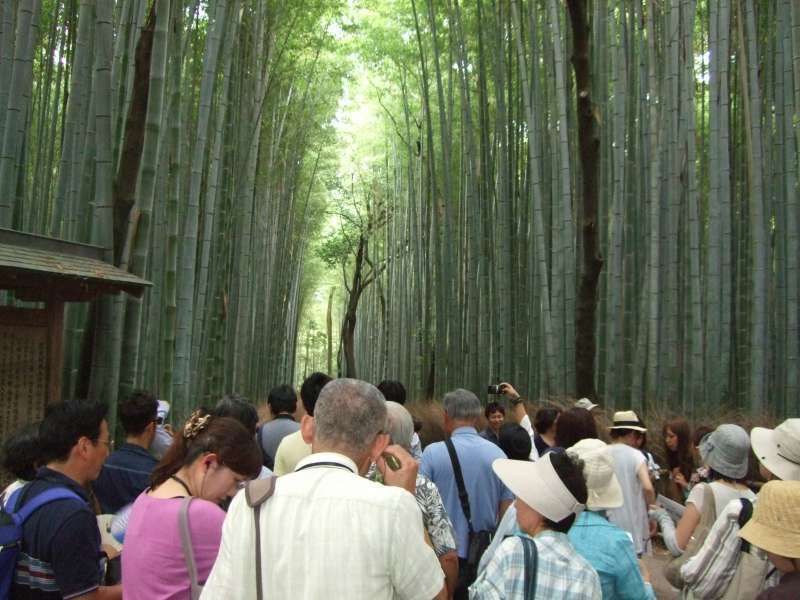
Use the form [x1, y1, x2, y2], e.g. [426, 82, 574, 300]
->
[0, 0, 795, 425]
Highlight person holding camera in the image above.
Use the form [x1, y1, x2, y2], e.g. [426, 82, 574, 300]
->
[494, 382, 541, 460]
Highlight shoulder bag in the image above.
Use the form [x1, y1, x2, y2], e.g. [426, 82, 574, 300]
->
[665, 483, 717, 589]
[718, 498, 772, 600]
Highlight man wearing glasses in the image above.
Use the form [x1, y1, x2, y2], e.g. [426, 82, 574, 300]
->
[8, 400, 122, 600]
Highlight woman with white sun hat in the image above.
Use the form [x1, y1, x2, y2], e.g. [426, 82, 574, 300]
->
[469, 452, 601, 599]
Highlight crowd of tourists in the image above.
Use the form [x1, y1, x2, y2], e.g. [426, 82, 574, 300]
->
[1, 375, 799, 599]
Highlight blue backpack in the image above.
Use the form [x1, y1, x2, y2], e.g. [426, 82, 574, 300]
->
[0, 486, 84, 599]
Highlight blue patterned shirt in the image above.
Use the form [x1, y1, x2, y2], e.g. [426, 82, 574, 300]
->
[470, 530, 601, 600]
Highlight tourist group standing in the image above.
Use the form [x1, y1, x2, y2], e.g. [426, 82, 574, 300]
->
[2, 376, 799, 599]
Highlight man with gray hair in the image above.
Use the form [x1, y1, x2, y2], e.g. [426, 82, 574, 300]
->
[201, 378, 446, 600]
[420, 389, 513, 599]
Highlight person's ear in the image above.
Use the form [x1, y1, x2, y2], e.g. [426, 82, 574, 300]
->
[300, 415, 315, 445]
[203, 453, 219, 471]
[77, 436, 93, 458]
[443, 412, 453, 434]
[368, 433, 390, 463]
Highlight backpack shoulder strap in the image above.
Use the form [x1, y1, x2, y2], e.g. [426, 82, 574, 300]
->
[738, 498, 754, 552]
[245, 476, 277, 600]
[12, 487, 85, 524]
[445, 438, 473, 533]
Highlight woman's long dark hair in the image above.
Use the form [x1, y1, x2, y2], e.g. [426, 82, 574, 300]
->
[663, 417, 694, 481]
[150, 411, 262, 488]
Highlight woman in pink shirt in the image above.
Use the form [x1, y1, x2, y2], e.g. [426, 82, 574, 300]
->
[122, 411, 262, 599]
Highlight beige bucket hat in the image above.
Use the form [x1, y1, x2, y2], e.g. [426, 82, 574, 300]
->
[739, 480, 800, 558]
[750, 419, 800, 482]
[567, 438, 623, 510]
[492, 453, 584, 523]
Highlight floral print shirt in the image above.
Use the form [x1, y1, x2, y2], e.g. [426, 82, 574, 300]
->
[414, 473, 457, 557]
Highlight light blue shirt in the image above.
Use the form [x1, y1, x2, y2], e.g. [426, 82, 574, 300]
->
[568, 511, 655, 600]
[420, 426, 513, 558]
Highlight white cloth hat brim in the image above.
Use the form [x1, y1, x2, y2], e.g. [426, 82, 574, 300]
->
[587, 477, 624, 510]
[751, 427, 800, 482]
[492, 454, 583, 522]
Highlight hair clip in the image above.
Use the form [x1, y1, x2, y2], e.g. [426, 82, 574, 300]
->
[183, 411, 211, 440]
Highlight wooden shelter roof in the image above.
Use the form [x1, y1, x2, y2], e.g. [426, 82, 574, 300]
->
[0, 228, 151, 302]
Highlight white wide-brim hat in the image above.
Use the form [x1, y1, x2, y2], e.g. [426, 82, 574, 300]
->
[751, 419, 800, 482]
[492, 453, 584, 522]
[609, 410, 647, 432]
[567, 439, 624, 510]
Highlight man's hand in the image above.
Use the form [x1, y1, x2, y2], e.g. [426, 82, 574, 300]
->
[499, 382, 528, 425]
[499, 382, 520, 400]
[377, 444, 418, 494]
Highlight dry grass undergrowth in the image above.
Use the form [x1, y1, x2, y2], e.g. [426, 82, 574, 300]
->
[408, 396, 779, 482]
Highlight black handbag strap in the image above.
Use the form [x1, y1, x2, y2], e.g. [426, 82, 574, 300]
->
[445, 438, 474, 533]
[518, 536, 538, 600]
[738, 498, 754, 552]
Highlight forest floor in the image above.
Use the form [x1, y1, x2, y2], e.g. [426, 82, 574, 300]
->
[644, 543, 680, 599]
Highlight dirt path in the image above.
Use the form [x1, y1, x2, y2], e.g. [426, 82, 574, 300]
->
[643, 546, 680, 599]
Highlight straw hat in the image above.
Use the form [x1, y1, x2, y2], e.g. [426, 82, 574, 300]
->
[699, 424, 750, 480]
[751, 419, 800, 482]
[574, 398, 598, 411]
[739, 480, 800, 558]
[492, 453, 584, 523]
[609, 410, 647, 432]
[567, 439, 623, 510]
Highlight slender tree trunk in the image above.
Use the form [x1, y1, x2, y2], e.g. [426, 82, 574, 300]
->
[0, 0, 41, 226]
[567, 0, 603, 399]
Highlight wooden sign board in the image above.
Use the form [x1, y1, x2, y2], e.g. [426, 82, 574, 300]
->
[0, 305, 63, 444]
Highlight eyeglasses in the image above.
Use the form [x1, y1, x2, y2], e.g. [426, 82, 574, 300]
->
[94, 438, 114, 450]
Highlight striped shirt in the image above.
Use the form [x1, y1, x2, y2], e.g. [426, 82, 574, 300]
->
[681, 498, 779, 598]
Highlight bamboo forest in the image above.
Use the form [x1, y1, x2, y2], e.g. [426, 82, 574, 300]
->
[1, 0, 798, 425]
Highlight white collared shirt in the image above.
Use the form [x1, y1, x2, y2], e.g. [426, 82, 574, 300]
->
[201, 452, 444, 600]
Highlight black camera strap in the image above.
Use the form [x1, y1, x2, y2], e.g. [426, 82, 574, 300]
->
[445, 437, 474, 534]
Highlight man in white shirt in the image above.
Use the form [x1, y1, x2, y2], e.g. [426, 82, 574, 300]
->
[201, 378, 446, 600]
[605, 410, 656, 556]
